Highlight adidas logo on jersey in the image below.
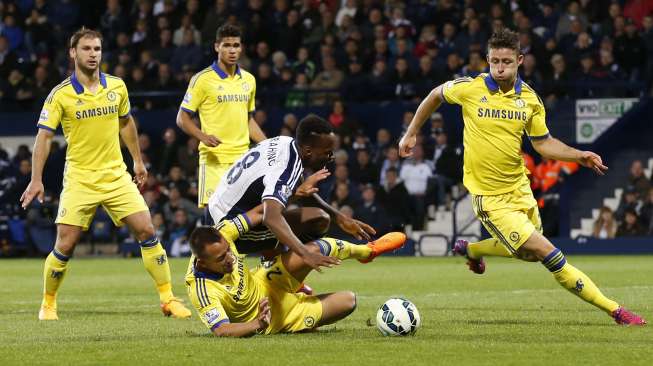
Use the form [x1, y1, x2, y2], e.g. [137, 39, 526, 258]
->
[76, 99, 84, 106]
[479, 96, 488, 103]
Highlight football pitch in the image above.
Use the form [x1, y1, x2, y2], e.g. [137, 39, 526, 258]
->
[1, 256, 651, 366]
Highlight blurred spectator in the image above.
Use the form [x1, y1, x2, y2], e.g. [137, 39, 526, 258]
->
[350, 149, 378, 185]
[168, 209, 192, 257]
[400, 144, 433, 230]
[377, 167, 411, 230]
[330, 181, 359, 209]
[431, 132, 463, 208]
[355, 183, 388, 234]
[311, 56, 343, 105]
[627, 160, 650, 198]
[157, 128, 180, 177]
[170, 29, 202, 73]
[556, 1, 588, 41]
[638, 187, 653, 234]
[380, 145, 402, 187]
[616, 208, 645, 237]
[162, 186, 200, 225]
[592, 206, 616, 239]
[615, 186, 642, 222]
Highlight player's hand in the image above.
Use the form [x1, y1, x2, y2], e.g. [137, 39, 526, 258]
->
[398, 133, 417, 157]
[256, 297, 271, 332]
[295, 168, 330, 197]
[133, 161, 148, 188]
[579, 151, 608, 176]
[302, 251, 340, 273]
[20, 180, 45, 209]
[201, 134, 221, 147]
[335, 215, 376, 241]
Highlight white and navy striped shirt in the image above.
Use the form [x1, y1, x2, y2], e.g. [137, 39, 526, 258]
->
[208, 136, 303, 222]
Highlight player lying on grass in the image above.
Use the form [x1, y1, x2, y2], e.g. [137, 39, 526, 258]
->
[186, 205, 406, 337]
[399, 28, 645, 325]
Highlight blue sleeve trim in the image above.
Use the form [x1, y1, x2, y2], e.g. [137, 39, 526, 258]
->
[37, 124, 56, 132]
[119, 111, 131, 119]
[241, 212, 252, 228]
[440, 84, 449, 104]
[180, 106, 197, 116]
[210, 318, 230, 331]
[529, 133, 551, 141]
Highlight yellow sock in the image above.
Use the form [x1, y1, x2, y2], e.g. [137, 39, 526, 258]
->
[467, 238, 512, 259]
[42, 249, 70, 307]
[313, 237, 372, 260]
[139, 237, 173, 303]
[542, 248, 619, 314]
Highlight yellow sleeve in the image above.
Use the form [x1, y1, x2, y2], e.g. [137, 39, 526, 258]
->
[526, 97, 550, 140]
[192, 280, 230, 331]
[248, 78, 256, 112]
[441, 77, 473, 105]
[180, 74, 206, 114]
[216, 214, 251, 243]
[118, 81, 131, 118]
[37, 89, 64, 132]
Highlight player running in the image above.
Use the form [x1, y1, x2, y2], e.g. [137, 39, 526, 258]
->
[186, 208, 406, 336]
[20, 28, 191, 320]
[399, 28, 645, 325]
[177, 24, 266, 211]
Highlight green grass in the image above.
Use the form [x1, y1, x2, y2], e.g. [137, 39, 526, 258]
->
[1, 256, 651, 366]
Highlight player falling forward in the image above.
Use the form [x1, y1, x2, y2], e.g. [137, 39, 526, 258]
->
[177, 24, 266, 211]
[399, 28, 645, 325]
[205, 114, 377, 271]
[21, 28, 190, 320]
[186, 208, 406, 336]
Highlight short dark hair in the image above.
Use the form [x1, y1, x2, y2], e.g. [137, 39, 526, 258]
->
[216, 24, 241, 42]
[189, 226, 223, 259]
[296, 114, 334, 146]
[70, 28, 103, 49]
[487, 28, 520, 55]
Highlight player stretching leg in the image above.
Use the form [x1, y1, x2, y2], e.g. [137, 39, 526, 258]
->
[21, 28, 191, 320]
[399, 28, 645, 325]
[186, 206, 405, 337]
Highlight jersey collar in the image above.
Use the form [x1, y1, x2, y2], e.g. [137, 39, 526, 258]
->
[212, 61, 242, 79]
[193, 259, 225, 280]
[484, 73, 522, 95]
[71, 71, 108, 94]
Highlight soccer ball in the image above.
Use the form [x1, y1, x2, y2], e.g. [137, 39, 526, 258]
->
[376, 298, 421, 336]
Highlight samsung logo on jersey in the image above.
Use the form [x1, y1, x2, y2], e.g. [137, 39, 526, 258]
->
[75, 105, 119, 120]
[477, 108, 527, 121]
[216, 94, 250, 103]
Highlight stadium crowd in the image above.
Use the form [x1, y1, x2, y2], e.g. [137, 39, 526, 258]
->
[1, 0, 653, 111]
[1, 0, 653, 256]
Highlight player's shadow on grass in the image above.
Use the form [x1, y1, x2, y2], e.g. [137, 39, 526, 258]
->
[185, 327, 343, 338]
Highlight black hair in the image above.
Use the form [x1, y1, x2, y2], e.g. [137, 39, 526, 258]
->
[295, 114, 334, 146]
[216, 24, 241, 42]
[189, 226, 222, 258]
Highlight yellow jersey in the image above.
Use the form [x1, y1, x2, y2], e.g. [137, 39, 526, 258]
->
[442, 73, 549, 195]
[37, 72, 131, 171]
[180, 62, 256, 162]
[185, 217, 262, 331]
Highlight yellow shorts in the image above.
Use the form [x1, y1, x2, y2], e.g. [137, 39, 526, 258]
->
[56, 166, 148, 230]
[471, 181, 543, 254]
[198, 151, 237, 207]
[253, 256, 323, 334]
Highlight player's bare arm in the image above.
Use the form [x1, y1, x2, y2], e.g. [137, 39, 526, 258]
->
[262, 199, 340, 272]
[20, 128, 54, 208]
[248, 112, 266, 143]
[399, 84, 445, 157]
[119, 115, 148, 187]
[531, 136, 608, 175]
[212, 297, 270, 338]
[176, 108, 220, 147]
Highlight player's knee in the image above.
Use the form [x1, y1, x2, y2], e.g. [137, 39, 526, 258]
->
[134, 224, 156, 242]
[309, 208, 330, 235]
[55, 227, 79, 255]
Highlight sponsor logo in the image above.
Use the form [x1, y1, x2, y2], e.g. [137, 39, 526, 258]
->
[75, 99, 84, 106]
[242, 82, 250, 92]
[515, 98, 526, 108]
[204, 308, 221, 324]
[479, 96, 488, 103]
[183, 92, 192, 103]
[107, 91, 116, 102]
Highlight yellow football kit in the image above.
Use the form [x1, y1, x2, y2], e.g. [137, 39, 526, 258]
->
[38, 72, 147, 229]
[185, 217, 322, 334]
[180, 62, 257, 206]
[442, 74, 549, 250]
